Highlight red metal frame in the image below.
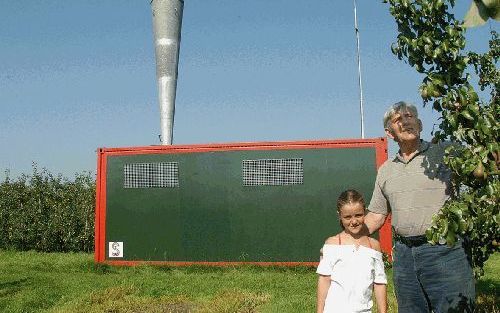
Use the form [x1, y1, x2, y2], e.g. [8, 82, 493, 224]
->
[95, 137, 390, 266]
[94, 149, 108, 263]
[374, 140, 392, 258]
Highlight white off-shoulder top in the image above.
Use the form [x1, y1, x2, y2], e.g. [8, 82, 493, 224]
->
[316, 244, 387, 313]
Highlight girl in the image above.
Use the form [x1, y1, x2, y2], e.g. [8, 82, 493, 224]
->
[317, 189, 387, 313]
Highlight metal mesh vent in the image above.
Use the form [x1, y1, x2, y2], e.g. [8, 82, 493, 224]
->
[124, 162, 179, 188]
[242, 158, 304, 186]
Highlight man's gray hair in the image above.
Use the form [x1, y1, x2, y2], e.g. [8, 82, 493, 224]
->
[383, 101, 419, 129]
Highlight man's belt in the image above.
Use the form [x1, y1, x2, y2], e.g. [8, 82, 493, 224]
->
[394, 234, 429, 247]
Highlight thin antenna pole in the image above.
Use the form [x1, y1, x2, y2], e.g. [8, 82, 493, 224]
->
[353, 0, 365, 139]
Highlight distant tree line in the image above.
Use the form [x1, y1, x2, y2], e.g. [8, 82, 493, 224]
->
[0, 166, 95, 252]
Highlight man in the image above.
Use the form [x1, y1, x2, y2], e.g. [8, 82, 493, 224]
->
[364, 101, 475, 313]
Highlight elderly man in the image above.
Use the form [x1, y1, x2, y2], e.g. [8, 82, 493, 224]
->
[364, 101, 475, 313]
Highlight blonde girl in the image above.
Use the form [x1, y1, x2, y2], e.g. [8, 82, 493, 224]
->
[317, 189, 387, 313]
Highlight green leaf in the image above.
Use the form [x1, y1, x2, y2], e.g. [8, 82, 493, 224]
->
[461, 110, 475, 121]
[446, 228, 457, 246]
[484, 0, 500, 20]
[439, 218, 449, 237]
[448, 205, 463, 218]
[458, 219, 469, 233]
[463, 0, 500, 27]
[486, 184, 496, 196]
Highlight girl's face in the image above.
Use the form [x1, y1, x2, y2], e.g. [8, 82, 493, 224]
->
[339, 202, 365, 235]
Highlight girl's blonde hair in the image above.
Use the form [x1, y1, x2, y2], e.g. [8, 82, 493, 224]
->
[337, 189, 366, 213]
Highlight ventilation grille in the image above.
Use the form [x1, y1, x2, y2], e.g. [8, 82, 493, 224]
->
[242, 158, 304, 186]
[124, 162, 179, 188]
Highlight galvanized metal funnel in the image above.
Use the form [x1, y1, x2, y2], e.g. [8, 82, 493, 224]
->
[151, 0, 184, 145]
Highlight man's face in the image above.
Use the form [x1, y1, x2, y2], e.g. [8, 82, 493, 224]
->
[385, 109, 422, 143]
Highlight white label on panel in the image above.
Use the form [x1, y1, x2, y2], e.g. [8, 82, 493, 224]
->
[108, 242, 123, 258]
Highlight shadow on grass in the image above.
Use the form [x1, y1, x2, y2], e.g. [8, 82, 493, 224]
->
[82, 260, 117, 275]
[50, 285, 194, 313]
[476, 278, 499, 295]
[52, 285, 269, 313]
[197, 289, 270, 313]
[0, 278, 30, 297]
[476, 278, 499, 313]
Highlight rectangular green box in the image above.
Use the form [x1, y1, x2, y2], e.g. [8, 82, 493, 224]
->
[95, 138, 389, 265]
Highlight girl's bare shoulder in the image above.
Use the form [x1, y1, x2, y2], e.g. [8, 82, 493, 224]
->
[369, 237, 382, 252]
[324, 234, 340, 245]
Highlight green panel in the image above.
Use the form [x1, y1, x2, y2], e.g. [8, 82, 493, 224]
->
[105, 147, 377, 262]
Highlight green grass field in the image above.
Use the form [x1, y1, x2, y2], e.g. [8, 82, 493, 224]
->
[0, 250, 497, 312]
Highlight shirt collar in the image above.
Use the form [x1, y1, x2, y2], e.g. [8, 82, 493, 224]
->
[394, 140, 430, 163]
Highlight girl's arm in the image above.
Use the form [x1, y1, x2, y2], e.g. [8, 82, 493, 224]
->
[317, 275, 330, 313]
[373, 283, 387, 313]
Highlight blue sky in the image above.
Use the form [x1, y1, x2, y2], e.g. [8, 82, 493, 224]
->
[0, 1, 496, 179]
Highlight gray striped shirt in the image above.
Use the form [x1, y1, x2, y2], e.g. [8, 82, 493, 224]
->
[368, 140, 454, 236]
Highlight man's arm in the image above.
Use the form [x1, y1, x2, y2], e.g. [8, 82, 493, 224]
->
[366, 168, 389, 234]
[364, 211, 387, 234]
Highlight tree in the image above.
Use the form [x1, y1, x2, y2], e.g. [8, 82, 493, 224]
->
[384, 0, 499, 277]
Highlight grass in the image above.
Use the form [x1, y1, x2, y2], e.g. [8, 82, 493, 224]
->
[0, 251, 497, 312]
